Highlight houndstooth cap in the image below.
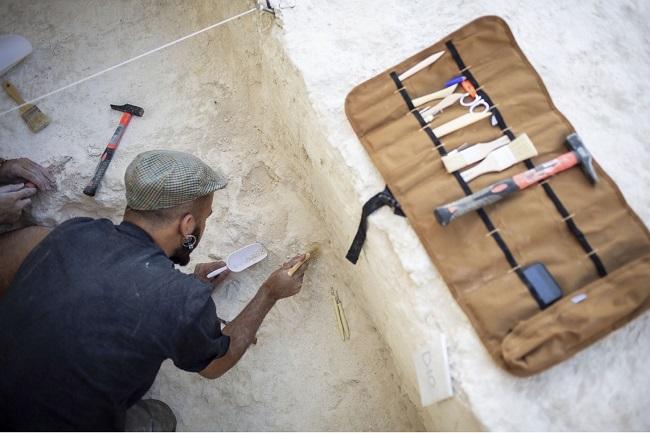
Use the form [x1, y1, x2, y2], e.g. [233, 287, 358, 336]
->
[125, 150, 227, 210]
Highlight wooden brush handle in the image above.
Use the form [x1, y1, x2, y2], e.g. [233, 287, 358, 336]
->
[287, 253, 310, 276]
[3, 80, 26, 105]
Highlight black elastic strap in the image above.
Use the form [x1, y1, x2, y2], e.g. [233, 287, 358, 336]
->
[390, 72, 415, 111]
[445, 39, 607, 278]
[346, 186, 405, 264]
[414, 46, 529, 289]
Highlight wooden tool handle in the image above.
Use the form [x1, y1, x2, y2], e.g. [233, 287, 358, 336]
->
[287, 252, 310, 276]
[332, 293, 345, 340]
[337, 301, 350, 340]
[431, 111, 491, 139]
[3, 80, 26, 105]
[434, 179, 519, 226]
[459, 156, 493, 183]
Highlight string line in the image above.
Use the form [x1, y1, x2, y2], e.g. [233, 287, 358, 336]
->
[0, 7, 257, 117]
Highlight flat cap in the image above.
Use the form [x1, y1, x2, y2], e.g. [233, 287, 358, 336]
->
[125, 150, 227, 210]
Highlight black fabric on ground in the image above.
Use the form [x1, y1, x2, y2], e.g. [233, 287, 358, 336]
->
[0, 218, 230, 431]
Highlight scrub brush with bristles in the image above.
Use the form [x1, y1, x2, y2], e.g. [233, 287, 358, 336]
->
[460, 133, 538, 182]
[287, 243, 321, 276]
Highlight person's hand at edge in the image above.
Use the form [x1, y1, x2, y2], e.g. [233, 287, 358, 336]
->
[0, 158, 55, 191]
[0, 183, 37, 224]
[194, 260, 230, 288]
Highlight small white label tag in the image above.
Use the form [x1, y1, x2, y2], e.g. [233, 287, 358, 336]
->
[571, 293, 588, 304]
[412, 333, 453, 407]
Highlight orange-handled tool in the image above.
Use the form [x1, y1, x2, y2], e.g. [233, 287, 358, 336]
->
[435, 133, 597, 226]
[83, 104, 144, 196]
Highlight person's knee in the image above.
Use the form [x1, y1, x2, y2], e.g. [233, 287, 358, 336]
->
[0, 225, 51, 295]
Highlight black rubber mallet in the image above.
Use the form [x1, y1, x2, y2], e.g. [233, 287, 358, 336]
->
[83, 104, 144, 196]
[434, 133, 597, 226]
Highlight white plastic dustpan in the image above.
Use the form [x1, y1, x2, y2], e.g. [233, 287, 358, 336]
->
[0, 35, 33, 76]
[207, 242, 268, 278]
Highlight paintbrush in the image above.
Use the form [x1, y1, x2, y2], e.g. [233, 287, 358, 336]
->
[460, 133, 538, 182]
[441, 135, 511, 172]
[287, 243, 321, 276]
[3, 80, 50, 132]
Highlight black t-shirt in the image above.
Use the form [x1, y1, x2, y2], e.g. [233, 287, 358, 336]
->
[0, 218, 230, 430]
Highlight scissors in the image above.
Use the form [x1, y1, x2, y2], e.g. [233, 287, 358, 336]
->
[444, 75, 490, 113]
[460, 93, 490, 113]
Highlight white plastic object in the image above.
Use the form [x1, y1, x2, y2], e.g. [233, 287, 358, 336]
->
[412, 333, 453, 406]
[398, 50, 445, 81]
[460, 93, 490, 113]
[206, 242, 268, 278]
[0, 35, 32, 76]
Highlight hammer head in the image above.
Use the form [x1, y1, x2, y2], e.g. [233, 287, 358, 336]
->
[110, 104, 144, 117]
[566, 133, 598, 184]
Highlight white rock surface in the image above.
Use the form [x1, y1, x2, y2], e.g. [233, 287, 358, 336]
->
[0, 1, 422, 431]
[1, 0, 649, 430]
[270, 0, 650, 430]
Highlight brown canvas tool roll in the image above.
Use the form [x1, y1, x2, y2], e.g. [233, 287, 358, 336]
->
[345, 16, 650, 376]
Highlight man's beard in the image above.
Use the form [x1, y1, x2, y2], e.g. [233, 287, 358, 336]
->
[170, 227, 202, 266]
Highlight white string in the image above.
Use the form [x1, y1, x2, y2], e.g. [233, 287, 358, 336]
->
[0, 7, 257, 118]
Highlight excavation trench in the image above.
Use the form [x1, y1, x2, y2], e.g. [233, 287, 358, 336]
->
[1, 1, 428, 430]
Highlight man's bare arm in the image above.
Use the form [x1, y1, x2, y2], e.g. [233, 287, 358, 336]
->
[199, 254, 307, 379]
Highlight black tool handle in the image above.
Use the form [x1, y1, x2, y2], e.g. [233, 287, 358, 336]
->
[83, 148, 115, 196]
[434, 179, 519, 226]
[82, 113, 132, 197]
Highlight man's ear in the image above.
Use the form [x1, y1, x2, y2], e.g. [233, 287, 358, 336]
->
[179, 212, 196, 237]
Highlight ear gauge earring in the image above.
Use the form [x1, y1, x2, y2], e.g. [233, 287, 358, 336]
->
[182, 234, 197, 250]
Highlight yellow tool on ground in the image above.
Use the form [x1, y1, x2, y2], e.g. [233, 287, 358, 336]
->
[330, 288, 350, 341]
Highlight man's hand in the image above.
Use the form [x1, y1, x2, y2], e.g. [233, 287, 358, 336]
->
[261, 254, 308, 301]
[193, 261, 230, 288]
[0, 158, 55, 191]
[0, 183, 37, 224]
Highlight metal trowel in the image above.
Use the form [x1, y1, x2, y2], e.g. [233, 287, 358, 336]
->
[207, 242, 268, 278]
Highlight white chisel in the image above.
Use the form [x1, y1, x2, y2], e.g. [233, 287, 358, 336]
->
[398, 50, 445, 81]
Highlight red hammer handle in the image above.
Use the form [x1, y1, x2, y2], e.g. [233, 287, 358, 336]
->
[434, 151, 579, 226]
[512, 152, 578, 189]
[83, 113, 132, 196]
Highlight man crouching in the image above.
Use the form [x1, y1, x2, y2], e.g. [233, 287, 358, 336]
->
[0, 150, 307, 431]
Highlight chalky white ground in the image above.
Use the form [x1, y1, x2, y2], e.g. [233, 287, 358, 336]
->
[1, 0, 648, 430]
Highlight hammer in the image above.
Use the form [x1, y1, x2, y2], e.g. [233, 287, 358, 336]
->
[435, 133, 597, 226]
[83, 104, 144, 196]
